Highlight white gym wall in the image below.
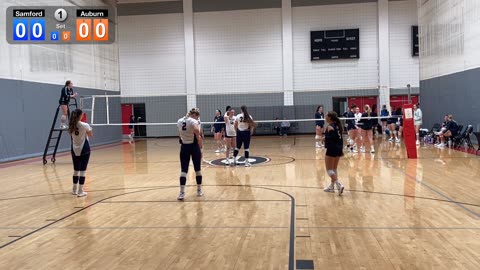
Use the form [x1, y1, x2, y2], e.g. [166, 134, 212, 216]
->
[194, 8, 283, 94]
[389, 0, 419, 88]
[118, 13, 186, 96]
[292, 2, 379, 91]
[0, 0, 120, 91]
[118, 0, 419, 99]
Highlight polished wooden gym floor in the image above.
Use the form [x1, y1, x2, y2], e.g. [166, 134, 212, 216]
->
[0, 136, 479, 270]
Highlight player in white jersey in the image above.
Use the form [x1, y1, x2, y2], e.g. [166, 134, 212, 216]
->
[234, 105, 256, 167]
[68, 109, 92, 197]
[224, 109, 237, 166]
[176, 108, 203, 200]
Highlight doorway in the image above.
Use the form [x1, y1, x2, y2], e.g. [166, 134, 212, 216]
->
[122, 103, 147, 137]
[332, 97, 348, 116]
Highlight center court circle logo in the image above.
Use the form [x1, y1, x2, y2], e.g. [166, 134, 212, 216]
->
[208, 156, 271, 166]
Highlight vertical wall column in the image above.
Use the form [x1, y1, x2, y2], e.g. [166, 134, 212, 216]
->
[378, 0, 390, 110]
[282, 0, 294, 106]
[183, 0, 197, 109]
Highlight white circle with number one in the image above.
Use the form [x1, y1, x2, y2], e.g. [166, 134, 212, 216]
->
[54, 8, 68, 22]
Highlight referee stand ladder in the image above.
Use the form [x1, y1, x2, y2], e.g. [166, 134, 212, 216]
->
[42, 99, 78, 165]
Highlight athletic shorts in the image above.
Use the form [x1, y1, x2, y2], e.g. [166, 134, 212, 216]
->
[225, 134, 236, 139]
[326, 146, 343, 157]
[316, 123, 324, 128]
[59, 101, 69, 105]
[214, 126, 223, 133]
[347, 126, 357, 131]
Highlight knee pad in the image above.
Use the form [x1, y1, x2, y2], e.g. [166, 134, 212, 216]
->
[315, 135, 321, 140]
[235, 148, 239, 151]
[245, 149, 249, 152]
[195, 171, 202, 177]
[327, 170, 336, 177]
[79, 171, 86, 177]
[180, 172, 187, 178]
[73, 170, 80, 177]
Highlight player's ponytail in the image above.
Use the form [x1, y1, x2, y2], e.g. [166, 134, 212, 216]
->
[327, 111, 343, 135]
[68, 109, 82, 135]
[241, 105, 256, 128]
[364, 104, 371, 116]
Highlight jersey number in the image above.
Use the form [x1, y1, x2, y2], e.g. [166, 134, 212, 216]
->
[182, 122, 187, 131]
[239, 117, 244, 122]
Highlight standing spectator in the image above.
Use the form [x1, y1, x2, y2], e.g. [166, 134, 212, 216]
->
[413, 104, 422, 145]
[281, 118, 291, 136]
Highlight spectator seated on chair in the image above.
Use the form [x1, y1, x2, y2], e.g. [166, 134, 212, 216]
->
[280, 118, 291, 136]
[433, 115, 448, 143]
[435, 115, 459, 148]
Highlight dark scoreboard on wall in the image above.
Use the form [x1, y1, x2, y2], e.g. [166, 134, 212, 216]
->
[412, 26, 419, 57]
[311, 29, 359, 60]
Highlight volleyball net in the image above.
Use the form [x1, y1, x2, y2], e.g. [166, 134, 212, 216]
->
[80, 94, 406, 137]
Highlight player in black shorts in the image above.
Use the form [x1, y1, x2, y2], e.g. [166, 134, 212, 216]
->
[68, 109, 93, 197]
[176, 108, 203, 200]
[359, 104, 375, 153]
[234, 105, 256, 167]
[315, 105, 325, 148]
[346, 104, 359, 152]
[58, 80, 77, 129]
[395, 107, 403, 139]
[323, 111, 345, 195]
[213, 109, 225, 153]
[128, 115, 135, 140]
[387, 106, 400, 143]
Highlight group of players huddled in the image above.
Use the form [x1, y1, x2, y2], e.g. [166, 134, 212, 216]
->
[176, 105, 256, 200]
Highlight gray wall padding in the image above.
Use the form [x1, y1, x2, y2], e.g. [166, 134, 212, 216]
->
[420, 67, 480, 141]
[0, 78, 121, 162]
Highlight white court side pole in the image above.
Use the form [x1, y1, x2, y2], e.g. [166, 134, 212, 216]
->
[106, 96, 110, 125]
[91, 96, 95, 125]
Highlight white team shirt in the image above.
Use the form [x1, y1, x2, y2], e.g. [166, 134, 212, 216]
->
[354, 112, 362, 125]
[71, 122, 92, 156]
[177, 117, 199, 144]
[225, 116, 237, 137]
[236, 113, 253, 131]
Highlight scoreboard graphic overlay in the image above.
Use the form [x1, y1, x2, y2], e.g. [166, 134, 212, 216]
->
[6, 6, 116, 44]
[311, 29, 359, 61]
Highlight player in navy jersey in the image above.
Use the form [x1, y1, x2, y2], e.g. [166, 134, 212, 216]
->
[234, 105, 256, 167]
[359, 105, 375, 153]
[345, 104, 360, 152]
[68, 109, 92, 197]
[177, 108, 203, 200]
[322, 111, 345, 195]
[213, 109, 225, 153]
[315, 105, 325, 148]
[58, 80, 77, 129]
